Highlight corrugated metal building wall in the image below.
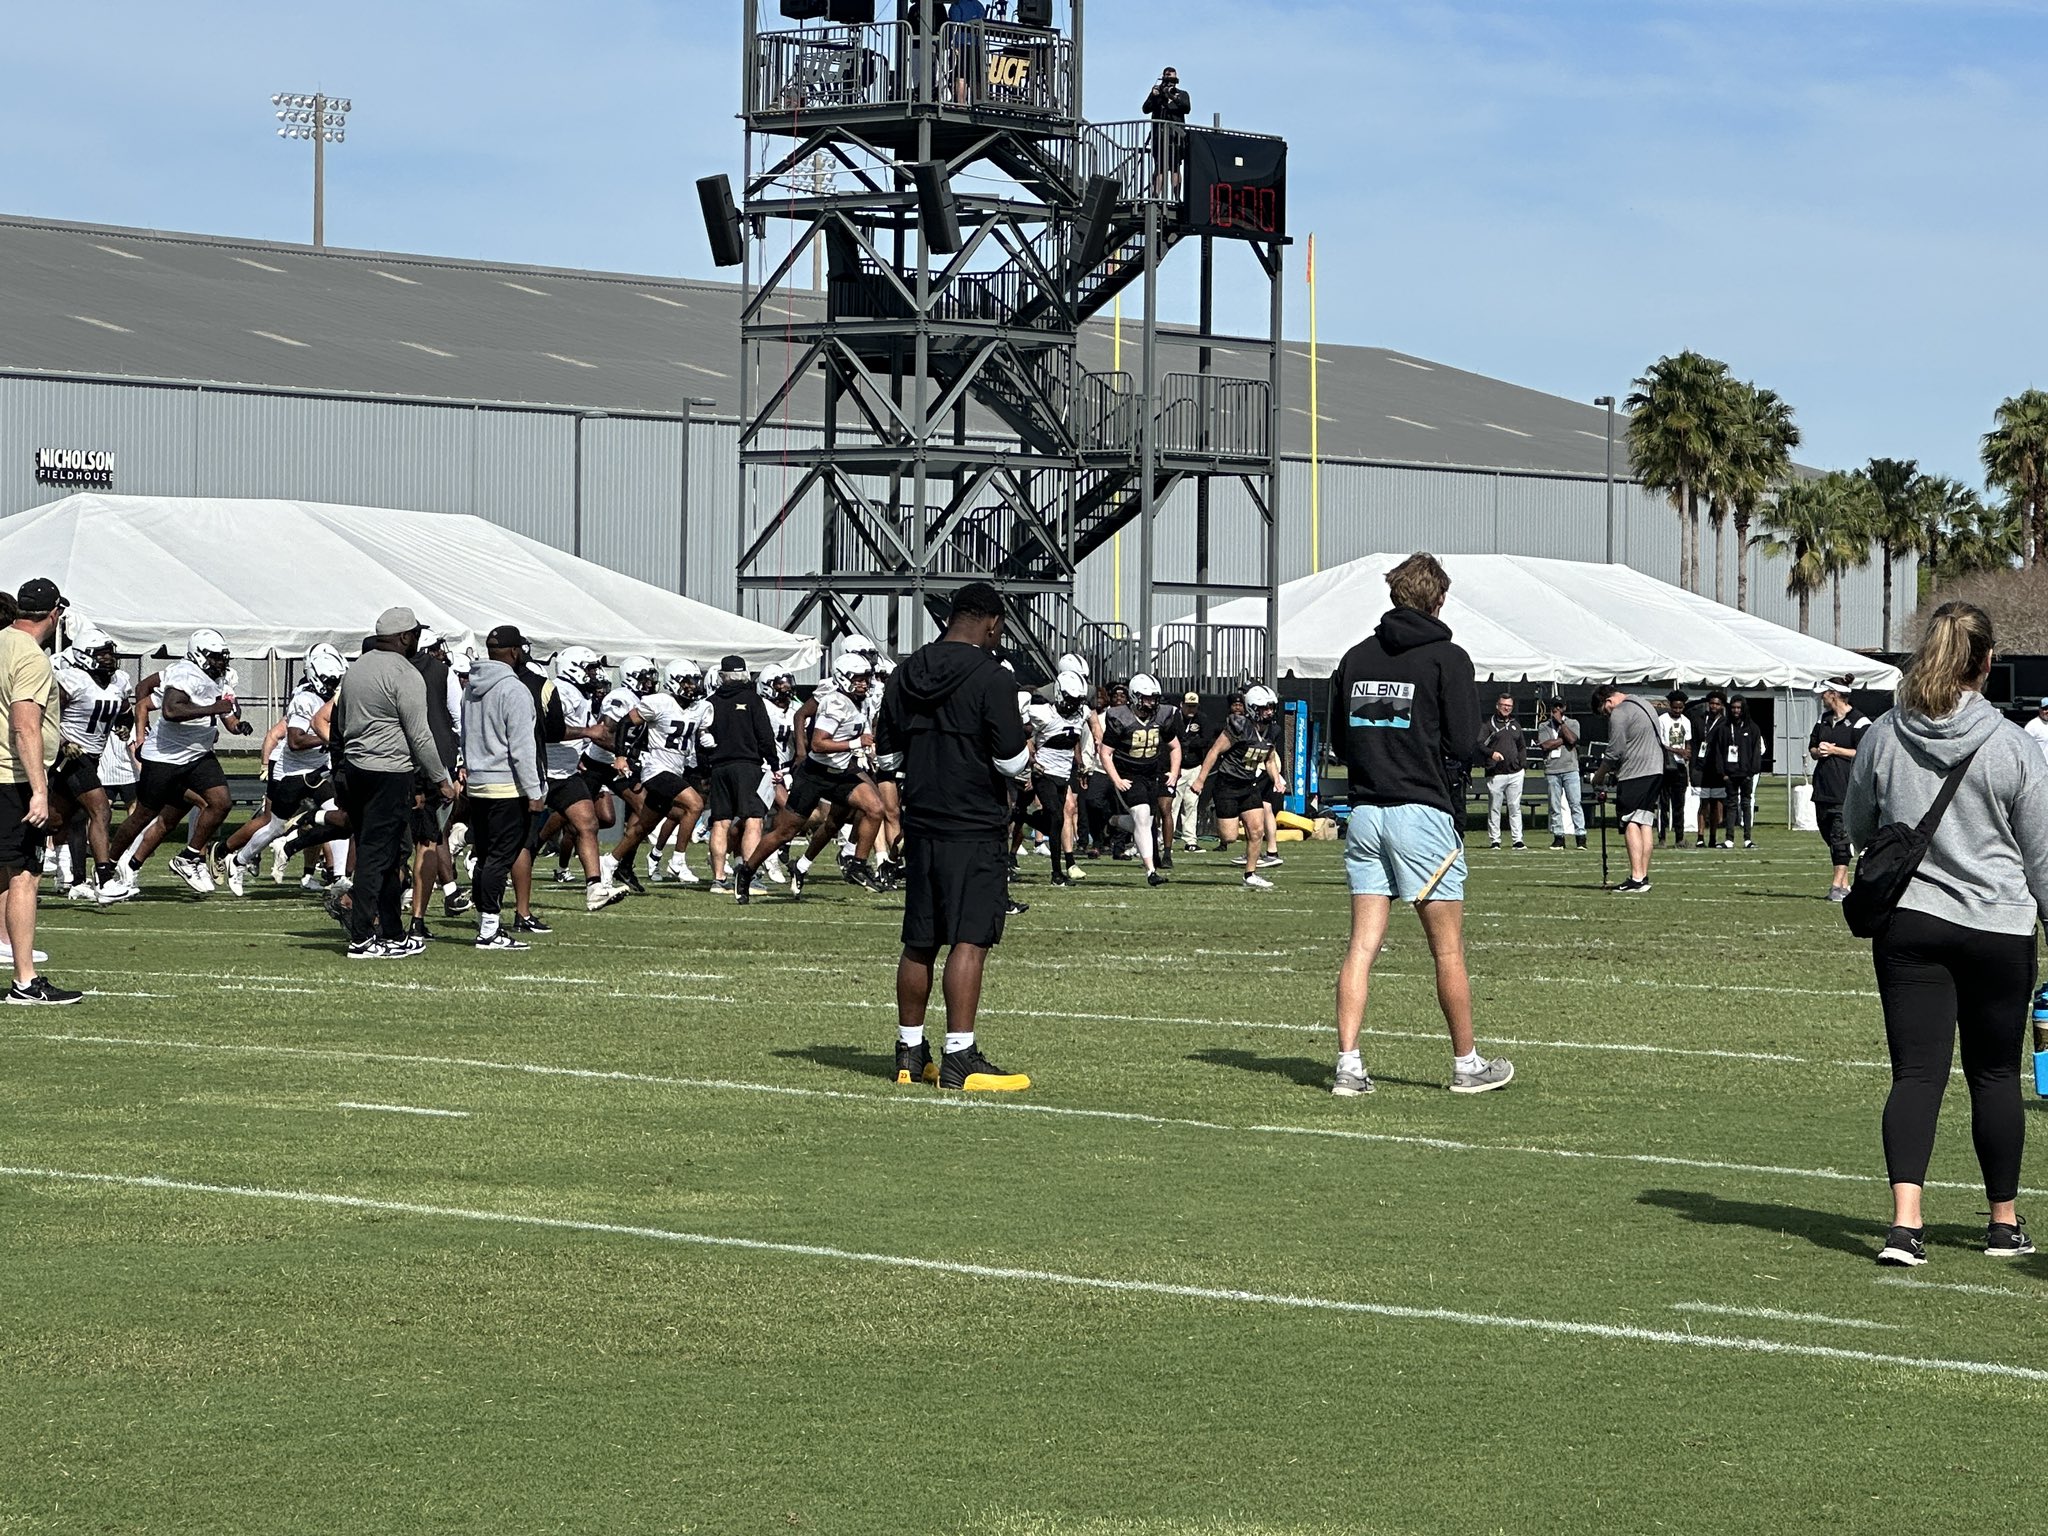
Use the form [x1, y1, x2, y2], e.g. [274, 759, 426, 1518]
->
[0, 370, 1906, 659]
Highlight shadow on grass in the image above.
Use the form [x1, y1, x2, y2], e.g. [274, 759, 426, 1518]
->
[1188, 1047, 1438, 1092]
[774, 1043, 893, 1080]
[1638, 1187, 1984, 1261]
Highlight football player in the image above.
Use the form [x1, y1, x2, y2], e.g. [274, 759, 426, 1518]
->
[735, 652, 884, 902]
[50, 629, 136, 903]
[1025, 669, 1091, 886]
[756, 665, 800, 884]
[1091, 672, 1181, 886]
[608, 657, 712, 891]
[222, 644, 347, 897]
[531, 646, 626, 912]
[1190, 683, 1289, 890]
[104, 629, 252, 896]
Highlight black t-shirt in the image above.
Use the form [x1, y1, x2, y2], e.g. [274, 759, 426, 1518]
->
[1809, 709, 1870, 805]
[876, 640, 1027, 838]
[1174, 710, 1215, 767]
[1216, 711, 1284, 782]
[1102, 703, 1179, 777]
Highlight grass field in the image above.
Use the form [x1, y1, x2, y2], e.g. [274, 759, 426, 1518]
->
[6, 795, 2047, 1534]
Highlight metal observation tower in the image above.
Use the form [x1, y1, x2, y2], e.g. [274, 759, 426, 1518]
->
[712, 1, 1289, 683]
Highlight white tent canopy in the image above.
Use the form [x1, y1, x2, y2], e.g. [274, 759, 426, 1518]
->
[1169, 553, 1901, 690]
[0, 494, 819, 671]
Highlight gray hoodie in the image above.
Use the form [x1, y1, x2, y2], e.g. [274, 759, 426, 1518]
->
[462, 659, 544, 801]
[1844, 691, 2048, 936]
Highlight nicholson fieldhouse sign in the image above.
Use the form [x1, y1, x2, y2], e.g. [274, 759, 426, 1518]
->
[33, 448, 115, 488]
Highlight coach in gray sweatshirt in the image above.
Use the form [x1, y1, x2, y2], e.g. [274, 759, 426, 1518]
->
[460, 629, 546, 948]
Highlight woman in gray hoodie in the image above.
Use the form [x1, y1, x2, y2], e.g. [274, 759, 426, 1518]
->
[1845, 601, 2048, 1267]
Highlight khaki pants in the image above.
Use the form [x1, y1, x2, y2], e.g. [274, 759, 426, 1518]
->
[1172, 777, 1203, 847]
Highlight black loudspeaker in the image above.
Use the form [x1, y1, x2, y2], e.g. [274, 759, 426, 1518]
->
[1071, 174, 1120, 275]
[909, 160, 963, 255]
[779, 0, 829, 17]
[1015, 0, 1052, 24]
[697, 175, 746, 268]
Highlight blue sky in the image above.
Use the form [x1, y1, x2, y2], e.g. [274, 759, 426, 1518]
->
[2, 1, 2040, 484]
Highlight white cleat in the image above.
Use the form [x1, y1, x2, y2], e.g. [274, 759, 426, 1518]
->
[269, 841, 292, 884]
[586, 880, 628, 912]
[224, 857, 249, 898]
[599, 853, 617, 883]
[96, 877, 137, 905]
[299, 872, 328, 893]
[1242, 872, 1275, 890]
[667, 853, 700, 885]
[66, 882, 98, 902]
[168, 850, 215, 894]
[0, 941, 51, 964]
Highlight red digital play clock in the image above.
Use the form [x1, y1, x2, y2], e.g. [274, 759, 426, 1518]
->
[1182, 129, 1288, 240]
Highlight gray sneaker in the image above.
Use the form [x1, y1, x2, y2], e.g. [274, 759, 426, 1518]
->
[1450, 1056, 1515, 1094]
[1827, 887, 1849, 903]
[1331, 1067, 1375, 1097]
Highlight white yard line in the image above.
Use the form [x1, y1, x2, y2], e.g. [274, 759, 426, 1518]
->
[5, 1165, 2043, 1386]
[9, 1032, 2007, 1193]
[1669, 1302, 1897, 1331]
[1877, 1276, 2043, 1299]
[336, 1102, 471, 1118]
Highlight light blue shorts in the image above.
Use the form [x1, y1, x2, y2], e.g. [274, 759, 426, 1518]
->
[1344, 803, 1467, 902]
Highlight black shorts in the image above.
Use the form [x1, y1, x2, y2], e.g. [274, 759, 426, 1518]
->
[636, 771, 689, 815]
[1117, 772, 1162, 810]
[787, 761, 864, 819]
[1212, 779, 1267, 819]
[0, 782, 47, 880]
[52, 748, 103, 802]
[901, 835, 1009, 951]
[1617, 774, 1661, 823]
[137, 753, 227, 812]
[545, 775, 594, 814]
[410, 800, 446, 846]
[709, 761, 766, 822]
[582, 758, 620, 795]
[267, 768, 328, 819]
[685, 770, 711, 798]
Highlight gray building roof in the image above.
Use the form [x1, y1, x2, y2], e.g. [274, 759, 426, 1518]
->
[0, 212, 1628, 477]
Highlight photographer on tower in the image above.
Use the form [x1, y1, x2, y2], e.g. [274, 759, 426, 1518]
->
[1142, 66, 1189, 199]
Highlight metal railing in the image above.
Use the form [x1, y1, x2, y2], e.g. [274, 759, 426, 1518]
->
[1152, 622, 1270, 692]
[1070, 120, 1186, 209]
[938, 22, 1074, 116]
[1157, 374, 1271, 460]
[751, 23, 910, 115]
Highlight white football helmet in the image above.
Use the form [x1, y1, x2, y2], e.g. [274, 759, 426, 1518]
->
[665, 658, 704, 700]
[872, 657, 895, 679]
[187, 628, 231, 680]
[450, 646, 475, 675]
[757, 664, 796, 700]
[1055, 669, 1089, 704]
[553, 645, 604, 691]
[831, 654, 874, 695]
[618, 655, 659, 695]
[833, 633, 881, 664]
[1128, 672, 1162, 707]
[1244, 684, 1279, 713]
[65, 628, 118, 682]
[304, 643, 347, 698]
[598, 686, 639, 725]
[1057, 651, 1089, 680]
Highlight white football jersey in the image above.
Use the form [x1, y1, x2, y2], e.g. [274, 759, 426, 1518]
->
[763, 697, 800, 770]
[809, 687, 869, 772]
[142, 660, 229, 766]
[637, 691, 712, 779]
[1028, 701, 1090, 780]
[546, 686, 595, 780]
[271, 685, 329, 776]
[55, 665, 133, 755]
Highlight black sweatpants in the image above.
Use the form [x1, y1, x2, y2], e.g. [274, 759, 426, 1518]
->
[341, 768, 414, 945]
[468, 795, 529, 918]
[1657, 767, 1688, 838]
[1873, 908, 2035, 1202]
[1816, 801, 1852, 869]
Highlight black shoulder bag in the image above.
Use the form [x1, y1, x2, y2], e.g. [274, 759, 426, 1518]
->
[1841, 748, 1978, 939]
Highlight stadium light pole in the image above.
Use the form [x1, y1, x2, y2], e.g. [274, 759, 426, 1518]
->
[273, 92, 350, 248]
[1594, 395, 1617, 563]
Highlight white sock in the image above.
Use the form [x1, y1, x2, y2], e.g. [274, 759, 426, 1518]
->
[795, 855, 812, 874]
[897, 1025, 924, 1047]
[944, 1031, 974, 1055]
[442, 881, 457, 897]
[1337, 1049, 1362, 1074]
[1454, 1050, 1484, 1074]
[478, 912, 500, 939]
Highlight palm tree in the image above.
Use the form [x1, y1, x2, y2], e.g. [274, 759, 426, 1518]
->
[1861, 457, 1926, 649]
[1724, 382, 1800, 613]
[1626, 351, 1731, 593]
[1756, 471, 1873, 638]
[1923, 480, 2020, 581]
[1981, 389, 2048, 565]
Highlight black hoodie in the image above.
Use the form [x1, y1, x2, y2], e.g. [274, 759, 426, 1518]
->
[705, 677, 777, 768]
[875, 639, 1026, 837]
[1327, 606, 1481, 816]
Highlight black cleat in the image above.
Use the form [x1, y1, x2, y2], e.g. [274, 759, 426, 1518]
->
[1986, 1218, 2035, 1258]
[939, 1043, 1031, 1092]
[442, 888, 474, 917]
[617, 866, 646, 896]
[513, 913, 552, 935]
[6, 975, 83, 1006]
[1004, 898, 1029, 916]
[734, 861, 754, 905]
[408, 916, 433, 944]
[1147, 870, 1168, 887]
[1877, 1225, 1927, 1267]
[790, 864, 807, 898]
[1049, 872, 1071, 887]
[894, 1037, 937, 1086]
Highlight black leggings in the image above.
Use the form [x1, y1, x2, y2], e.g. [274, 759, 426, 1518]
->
[1658, 769, 1687, 835]
[1034, 775, 1070, 877]
[1816, 802, 1852, 869]
[1873, 908, 2035, 1202]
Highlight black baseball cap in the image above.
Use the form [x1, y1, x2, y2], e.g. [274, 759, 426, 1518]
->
[15, 578, 64, 616]
[720, 654, 747, 674]
[485, 624, 528, 651]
